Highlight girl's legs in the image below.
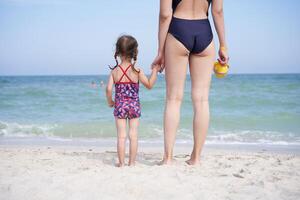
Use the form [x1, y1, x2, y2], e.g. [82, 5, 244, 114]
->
[115, 117, 127, 167]
[186, 41, 215, 165]
[162, 34, 189, 164]
[128, 118, 139, 166]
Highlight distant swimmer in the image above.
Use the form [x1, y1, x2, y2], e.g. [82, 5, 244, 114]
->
[90, 81, 97, 89]
[100, 80, 106, 88]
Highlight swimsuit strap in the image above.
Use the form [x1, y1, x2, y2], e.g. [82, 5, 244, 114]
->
[116, 64, 134, 83]
[172, 0, 211, 16]
[172, 0, 181, 12]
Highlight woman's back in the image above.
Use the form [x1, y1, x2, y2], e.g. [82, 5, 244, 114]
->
[173, 0, 211, 19]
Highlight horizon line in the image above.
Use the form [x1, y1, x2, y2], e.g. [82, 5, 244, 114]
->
[0, 72, 300, 77]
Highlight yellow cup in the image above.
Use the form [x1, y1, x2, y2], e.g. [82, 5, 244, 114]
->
[214, 61, 229, 78]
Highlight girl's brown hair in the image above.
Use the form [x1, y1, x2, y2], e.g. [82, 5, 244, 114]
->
[109, 35, 140, 73]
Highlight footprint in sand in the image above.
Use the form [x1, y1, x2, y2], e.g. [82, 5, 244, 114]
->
[105, 151, 117, 154]
[218, 174, 228, 177]
[232, 173, 244, 178]
[174, 154, 189, 159]
[245, 160, 257, 166]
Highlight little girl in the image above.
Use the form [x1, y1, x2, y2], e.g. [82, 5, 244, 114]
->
[106, 35, 159, 167]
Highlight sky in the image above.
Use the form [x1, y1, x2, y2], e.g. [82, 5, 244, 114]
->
[0, 0, 300, 75]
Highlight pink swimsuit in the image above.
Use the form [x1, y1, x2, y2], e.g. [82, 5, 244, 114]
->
[113, 64, 141, 119]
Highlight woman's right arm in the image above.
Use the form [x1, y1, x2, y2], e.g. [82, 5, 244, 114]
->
[152, 0, 173, 69]
[211, 0, 229, 65]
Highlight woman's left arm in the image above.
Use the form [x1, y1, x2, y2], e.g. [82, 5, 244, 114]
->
[211, 0, 229, 65]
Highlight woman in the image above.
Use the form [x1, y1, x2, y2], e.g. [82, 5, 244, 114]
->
[152, 0, 229, 165]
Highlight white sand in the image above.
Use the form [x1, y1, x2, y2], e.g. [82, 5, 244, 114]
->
[0, 145, 299, 200]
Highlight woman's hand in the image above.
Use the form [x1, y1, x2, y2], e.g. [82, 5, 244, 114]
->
[152, 53, 165, 73]
[218, 47, 229, 65]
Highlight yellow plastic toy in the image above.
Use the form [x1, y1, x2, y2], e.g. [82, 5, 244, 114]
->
[214, 61, 229, 78]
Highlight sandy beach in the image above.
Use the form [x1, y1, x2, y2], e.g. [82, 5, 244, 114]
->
[1, 0, 300, 199]
[0, 143, 299, 200]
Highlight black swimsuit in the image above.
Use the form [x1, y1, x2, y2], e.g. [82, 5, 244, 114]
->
[169, 0, 213, 54]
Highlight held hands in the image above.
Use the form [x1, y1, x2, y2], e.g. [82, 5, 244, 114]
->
[151, 53, 164, 73]
[152, 64, 161, 72]
[218, 46, 229, 65]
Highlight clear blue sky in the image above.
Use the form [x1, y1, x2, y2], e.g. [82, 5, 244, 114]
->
[0, 0, 300, 75]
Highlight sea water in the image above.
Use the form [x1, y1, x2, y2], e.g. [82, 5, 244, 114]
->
[0, 74, 299, 145]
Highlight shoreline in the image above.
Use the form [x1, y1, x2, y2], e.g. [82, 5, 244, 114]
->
[1, 136, 300, 155]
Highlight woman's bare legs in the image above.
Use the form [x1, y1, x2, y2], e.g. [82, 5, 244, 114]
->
[128, 118, 139, 166]
[186, 41, 215, 165]
[115, 117, 127, 167]
[161, 34, 189, 165]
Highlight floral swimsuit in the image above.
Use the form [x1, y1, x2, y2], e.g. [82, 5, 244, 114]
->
[113, 64, 141, 119]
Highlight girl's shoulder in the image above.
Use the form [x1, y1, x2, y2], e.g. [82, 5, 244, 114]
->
[109, 66, 118, 79]
[133, 66, 142, 73]
[110, 67, 116, 76]
[109, 67, 118, 83]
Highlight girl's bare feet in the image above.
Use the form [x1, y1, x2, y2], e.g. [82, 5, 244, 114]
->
[185, 150, 200, 165]
[157, 158, 174, 165]
[185, 153, 200, 165]
[128, 162, 136, 167]
[185, 158, 200, 165]
[116, 163, 125, 167]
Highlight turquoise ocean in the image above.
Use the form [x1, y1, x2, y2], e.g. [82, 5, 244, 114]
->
[0, 74, 300, 146]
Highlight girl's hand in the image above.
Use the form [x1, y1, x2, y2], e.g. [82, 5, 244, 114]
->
[218, 47, 229, 65]
[152, 64, 161, 72]
[108, 100, 114, 108]
[152, 53, 164, 73]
